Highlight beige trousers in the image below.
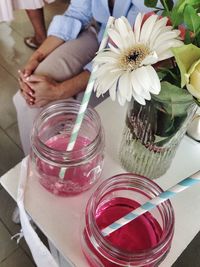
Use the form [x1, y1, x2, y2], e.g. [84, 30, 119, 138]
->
[13, 27, 99, 155]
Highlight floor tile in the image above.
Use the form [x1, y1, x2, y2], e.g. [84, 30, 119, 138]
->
[0, 23, 32, 79]
[0, 66, 19, 130]
[0, 128, 24, 176]
[0, 187, 49, 256]
[0, 220, 17, 262]
[172, 231, 200, 267]
[0, 188, 21, 235]
[6, 122, 22, 149]
[0, 247, 35, 267]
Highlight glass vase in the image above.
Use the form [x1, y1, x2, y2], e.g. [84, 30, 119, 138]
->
[119, 97, 197, 179]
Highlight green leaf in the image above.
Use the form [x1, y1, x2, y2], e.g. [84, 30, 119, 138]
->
[184, 4, 200, 34]
[184, 29, 192, 44]
[170, 0, 186, 26]
[161, 0, 174, 11]
[153, 81, 193, 116]
[172, 44, 200, 87]
[185, 0, 200, 5]
[151, 81, 194, 139]
[154, 133, 175, 146]
[170, 11, 183, 27]
[144, 0, 158, 8]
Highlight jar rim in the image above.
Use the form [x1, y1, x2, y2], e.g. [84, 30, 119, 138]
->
[31, 99, 104, 166]
[85, 173, 175, 265]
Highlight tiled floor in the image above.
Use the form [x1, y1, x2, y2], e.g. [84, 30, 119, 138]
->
[0, 1, 67, 266]
[0, 1, 200, 267]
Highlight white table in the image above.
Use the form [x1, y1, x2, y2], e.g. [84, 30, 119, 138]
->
[1, 98, 200, 267]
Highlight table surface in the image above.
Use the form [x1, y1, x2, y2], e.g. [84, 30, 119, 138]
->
[1, 98, 200, 267]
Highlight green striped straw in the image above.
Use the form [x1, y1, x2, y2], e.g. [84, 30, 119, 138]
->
[101, 170, 200, 236]
[59, 16, 115, 179]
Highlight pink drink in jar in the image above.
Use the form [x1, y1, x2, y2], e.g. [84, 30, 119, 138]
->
[29, 99, 105, 196]
[81, 174, 174, 267]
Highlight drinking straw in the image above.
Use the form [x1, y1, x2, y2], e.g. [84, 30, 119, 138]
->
[101, 170, 200, 236]
[59, 16, 115, 179]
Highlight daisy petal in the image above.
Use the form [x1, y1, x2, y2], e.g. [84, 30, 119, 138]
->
[152, 30, 182, 51]
[117, 90, 127, 106]
[96, 70, 123, 94]
[131, 70, 151, 101]
[146, 66, 161, 94]
[134, 13, 143, 42]
[109, 79, 119, 101]
[149, 17, 169, 46]
[134, 66, 151, 92]
[115, 18, 129, 38]
[140, 14, 158, 43]
[94, 56, 118, 64]
[118, 72, 132, 101]
[156, 39, 183, 57]
[121, 16, 133, 32]
[93, 63, 117, 79]
[157, 51, 174, 61]
[131, 89, 146, 105]
[130, 71, 143, 96]
[108, 43, 121, 54]
[132, 69, 151, 100]
[141, 51, 158, 65]
[108, 29, 125, 49]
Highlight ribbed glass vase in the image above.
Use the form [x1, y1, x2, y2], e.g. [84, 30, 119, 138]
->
[119, 96, 197, 179]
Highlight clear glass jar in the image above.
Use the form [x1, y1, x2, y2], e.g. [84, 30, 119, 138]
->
[81, 173, 174, 267]
[119, 97, 197, 179]
[29, 99, 105, 196]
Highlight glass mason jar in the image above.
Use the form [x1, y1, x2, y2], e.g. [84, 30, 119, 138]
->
[29, 99, 105, 196]
[81, 173, 174, 267]
[119, 97, 197, 179]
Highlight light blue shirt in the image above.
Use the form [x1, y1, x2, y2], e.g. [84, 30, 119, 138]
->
[47, 0, 162, 71]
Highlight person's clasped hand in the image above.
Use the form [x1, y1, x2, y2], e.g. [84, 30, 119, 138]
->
[18, 69, 35, 106]
[18, 71, 61, 107]
[24, 74, 61, 107]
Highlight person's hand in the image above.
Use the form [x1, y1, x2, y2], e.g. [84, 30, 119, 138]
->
[24, 74, 61, 107]
[18, 70, 36, 106]
[21, 57, 40, 78]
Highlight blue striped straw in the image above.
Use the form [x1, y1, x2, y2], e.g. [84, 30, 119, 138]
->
[59, 16, 115, 179]
[101, 170, 200, 236]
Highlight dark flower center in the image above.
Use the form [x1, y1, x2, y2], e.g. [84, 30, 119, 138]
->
[119, 44, 150, 71]
[127, 52, 140, 62]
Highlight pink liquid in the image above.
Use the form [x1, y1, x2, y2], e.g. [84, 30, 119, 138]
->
[35, 135, 103, 196]
[83, 197, 163, 267]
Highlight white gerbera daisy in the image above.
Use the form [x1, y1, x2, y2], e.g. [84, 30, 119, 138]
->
[93, 14, 183, 105]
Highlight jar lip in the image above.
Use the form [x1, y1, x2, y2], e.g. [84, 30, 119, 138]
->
[31, 99, 104, 164]
[86, 173, 175, 263]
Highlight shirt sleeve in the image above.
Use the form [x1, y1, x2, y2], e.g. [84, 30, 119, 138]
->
[131, 0, 163, 12]
[47, 0, 93, 41]
[84, 61, 93, 72]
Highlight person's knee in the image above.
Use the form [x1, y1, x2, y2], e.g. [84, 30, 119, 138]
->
[13, 91, 25, 112]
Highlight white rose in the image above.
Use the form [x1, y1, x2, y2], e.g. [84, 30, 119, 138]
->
[186, 59, 200, 99]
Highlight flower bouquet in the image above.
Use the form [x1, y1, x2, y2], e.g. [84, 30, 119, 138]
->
[93, 0, 200, 178]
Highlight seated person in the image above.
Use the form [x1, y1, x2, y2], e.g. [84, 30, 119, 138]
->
[13, 0, 157, 155]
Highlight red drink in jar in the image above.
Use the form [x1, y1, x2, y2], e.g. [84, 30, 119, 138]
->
[29, 99, 105, 196]
[81, 174, 174, 266]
